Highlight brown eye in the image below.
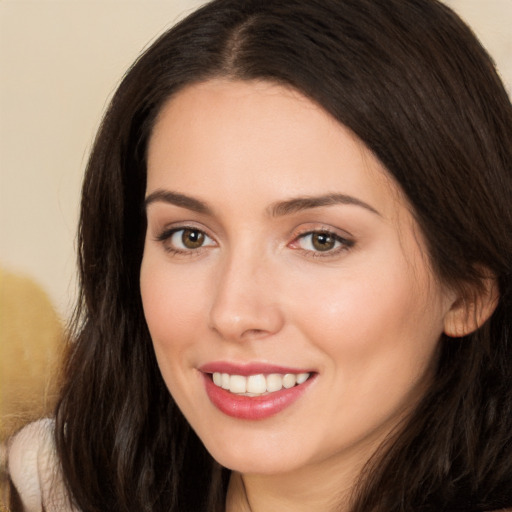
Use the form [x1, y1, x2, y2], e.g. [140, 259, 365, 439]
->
[163, 227, 214, 252]
[311, 232, 337, 251]
[294, 230, 351, 254]
[181, 229, 205, 249]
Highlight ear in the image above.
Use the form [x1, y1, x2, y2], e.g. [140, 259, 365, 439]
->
[443, 274, 499, 338]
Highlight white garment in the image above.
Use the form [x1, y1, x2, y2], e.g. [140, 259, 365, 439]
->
[8, 419, 77, 512]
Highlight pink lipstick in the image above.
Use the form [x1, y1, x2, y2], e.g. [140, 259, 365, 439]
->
[199, 362, 315, 420]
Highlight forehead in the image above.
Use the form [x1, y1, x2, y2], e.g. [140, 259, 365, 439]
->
[147, 79, 404, 220]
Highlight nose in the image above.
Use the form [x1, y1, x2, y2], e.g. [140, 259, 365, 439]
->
[208, 252, 285, 342]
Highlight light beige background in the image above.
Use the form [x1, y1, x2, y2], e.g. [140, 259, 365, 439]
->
[1, 0, 511, 319]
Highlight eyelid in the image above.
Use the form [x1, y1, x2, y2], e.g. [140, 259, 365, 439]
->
[291, 223, 354, 241]
[153, 221, 213, 240]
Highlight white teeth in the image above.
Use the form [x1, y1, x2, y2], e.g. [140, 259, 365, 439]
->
[266, 373, 283, 393]
[229, 374, 247, 394]
[211, 371, 311, 396]
[247, 374, 267, 394]
[282, 373, 296, 389]
[213, 372, 222, 386]
[296, 372, 309, 384]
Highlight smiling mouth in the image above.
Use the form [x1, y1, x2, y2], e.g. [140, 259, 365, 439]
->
[210, 372, 311, 396]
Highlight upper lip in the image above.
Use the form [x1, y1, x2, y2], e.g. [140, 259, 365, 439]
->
[198, 361, 314, 376]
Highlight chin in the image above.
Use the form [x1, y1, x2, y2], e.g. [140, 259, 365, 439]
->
[215, 451, 306, 475]
[198, 429, 314, 475]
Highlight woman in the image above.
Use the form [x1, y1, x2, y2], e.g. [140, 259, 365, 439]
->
[8, 0, 512, 511]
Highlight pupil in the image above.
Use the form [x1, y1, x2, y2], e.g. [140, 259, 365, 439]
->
[313, 233, 334, 251]
[182, 229, 204, 249]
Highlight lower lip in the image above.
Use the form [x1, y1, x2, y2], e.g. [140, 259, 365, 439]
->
[202, 373, 315, 420]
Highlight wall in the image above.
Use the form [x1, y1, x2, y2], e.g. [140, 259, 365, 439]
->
[1, 0, 511, 319]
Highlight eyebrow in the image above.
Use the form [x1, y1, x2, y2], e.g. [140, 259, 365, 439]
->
[268, 193, 381, 217]
[144, 189, 380, 217]
[144, 190, 212, 215]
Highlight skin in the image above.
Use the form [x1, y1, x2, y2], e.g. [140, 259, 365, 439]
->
[140, 79, 459, 511]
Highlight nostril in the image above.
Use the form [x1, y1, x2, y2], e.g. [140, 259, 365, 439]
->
[242, 328, 266, 338]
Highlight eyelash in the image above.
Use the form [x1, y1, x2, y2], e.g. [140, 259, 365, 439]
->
[155, 226, 354, 258]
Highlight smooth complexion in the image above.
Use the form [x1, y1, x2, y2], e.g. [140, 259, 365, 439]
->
[140, 79, 459, 511]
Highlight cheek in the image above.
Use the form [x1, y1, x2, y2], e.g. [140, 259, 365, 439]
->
[139, 254, 208, 365]
[289, 253, 445, 385]
[286, 262, 445, 449]
[139, 254, 214, 419]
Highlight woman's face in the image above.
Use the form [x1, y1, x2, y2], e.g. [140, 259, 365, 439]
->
[140, 79, 455, 476]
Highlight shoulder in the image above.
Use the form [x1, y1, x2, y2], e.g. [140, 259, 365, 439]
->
[8, 418, 77, 511]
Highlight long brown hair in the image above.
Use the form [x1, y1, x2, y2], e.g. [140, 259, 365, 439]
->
[55, 1, 512, 510]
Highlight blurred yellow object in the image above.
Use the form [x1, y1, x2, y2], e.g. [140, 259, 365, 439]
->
[0, 266, 64, 506]
[0, 266, 64, 442]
